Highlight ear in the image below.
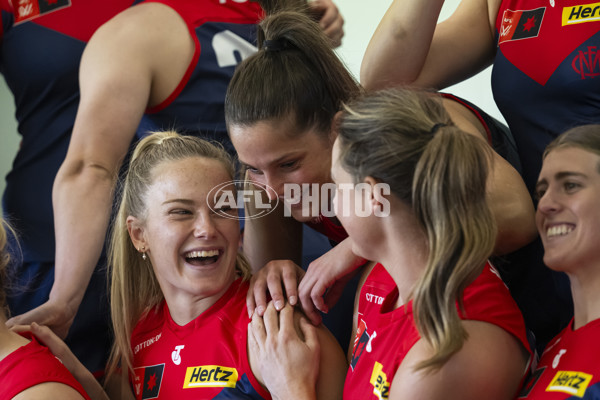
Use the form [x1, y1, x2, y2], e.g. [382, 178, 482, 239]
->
[127, 215, 147, 253]
[329, 111, 343, 143]
[363, 176, 390, 216]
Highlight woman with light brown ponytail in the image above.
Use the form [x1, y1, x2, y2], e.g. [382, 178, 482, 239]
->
[249, 88, 533, 400]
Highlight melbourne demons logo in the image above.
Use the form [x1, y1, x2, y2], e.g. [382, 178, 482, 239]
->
[572, 46, 600, 79]
[350, 319, 377, 370]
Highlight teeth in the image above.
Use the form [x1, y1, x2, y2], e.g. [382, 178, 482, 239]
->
[186, 250, 219, 258]
[547, 225, 574, 238]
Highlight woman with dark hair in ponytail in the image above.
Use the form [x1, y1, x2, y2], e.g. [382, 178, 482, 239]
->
[249, 88, 533, 400]
[227, 10, 537, 351]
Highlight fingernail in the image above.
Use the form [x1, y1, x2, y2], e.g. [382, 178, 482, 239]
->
[289, 296, 297, 305]
[257, 306, 265, 315]
[274, 300, 284, 310]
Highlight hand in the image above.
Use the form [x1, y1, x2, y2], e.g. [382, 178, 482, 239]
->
[248, 302, 319, 400]
[298, 237, 365, 325]
[11, 323, 110, 400]
[309, 0, 344, 47]
[6, 298, 77, 339]
[246, 259, 305, 318]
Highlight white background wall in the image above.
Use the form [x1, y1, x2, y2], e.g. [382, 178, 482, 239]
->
[0, 0, 502, 211]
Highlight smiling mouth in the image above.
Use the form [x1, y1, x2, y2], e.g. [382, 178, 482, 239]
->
[547, 224, 574, 238]
[184, 250, 220, 266]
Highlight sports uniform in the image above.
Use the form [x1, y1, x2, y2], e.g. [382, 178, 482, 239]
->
[135, 0, 263, 155]
[345, 263, 531, 399]
[491, 0, 593, 350]
[0, 332, 91, 399]
[0, 0, 138, 375]
[492, 0, 600, 194]
[130, 278, 270, 400]
[517, 318, 600, 399]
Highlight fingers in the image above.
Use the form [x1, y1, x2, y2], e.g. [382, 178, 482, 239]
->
[262, 301, 281, 339]
[246, 277, 258, 318]
[266, 272, 286, 312]
[250, 275, 269, 317]
[250, 309, 267, 351]
[281, 268, 299, 306]
[310, 0, 344, 47]
[298, 317, 319, 352]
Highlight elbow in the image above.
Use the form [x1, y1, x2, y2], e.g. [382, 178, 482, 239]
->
[492, 203, 538, 256]
[56, 158, 119, 189]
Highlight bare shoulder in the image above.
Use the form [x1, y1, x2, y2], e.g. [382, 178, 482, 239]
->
[391, 320, 528, 400]
[13, 382, 86, 400]
[89, 1, 190, 56]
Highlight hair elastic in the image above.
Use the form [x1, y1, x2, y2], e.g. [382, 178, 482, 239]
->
[430, 123, 447, 134]
[263, 38, 289, 52]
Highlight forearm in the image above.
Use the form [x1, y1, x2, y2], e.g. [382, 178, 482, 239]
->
[360, 0, 445, 90]
[243, 190, 302, 272]
[51, 161, 117, 309]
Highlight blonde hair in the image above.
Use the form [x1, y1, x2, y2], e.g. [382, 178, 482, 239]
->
[0, 219, 13, 316]
[543, 124, 600, 170]
[337, 88, 496, 371]
[106, 131, 251, 378]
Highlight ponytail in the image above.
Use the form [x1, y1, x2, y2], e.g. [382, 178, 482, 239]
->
[225, 9, 360, 137]
[337, 88, 496, 372]
[412, 127, 495, 371]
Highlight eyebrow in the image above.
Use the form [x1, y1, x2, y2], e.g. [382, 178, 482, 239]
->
[162, 199, 195, 206]
[239, 152, 304, 170]
[536, 171, 588, 189]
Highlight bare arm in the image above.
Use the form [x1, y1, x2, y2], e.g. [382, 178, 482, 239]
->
[391, 320, 528, 400]
[443, 98, 537, 255]
[243, 181, 303, 272]
[360, 0, 500, 91]
[6, 4, 194, 336]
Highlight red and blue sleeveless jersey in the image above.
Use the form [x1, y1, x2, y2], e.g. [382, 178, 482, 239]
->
[130, 278, 271, 400]
[135, 0, 263, 155]
[491, 0, 600, 194]
[518, 318, 600, 399]
[345, 263, 531, 399]
[0, 0, 138, 262]
[0, 332, 91, 399]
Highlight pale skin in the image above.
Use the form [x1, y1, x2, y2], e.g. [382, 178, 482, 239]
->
[5, 0, 346, 336]
[244, 96, 536, 329]
[535, 147, 600, 330]
[360, 0, 502, 91]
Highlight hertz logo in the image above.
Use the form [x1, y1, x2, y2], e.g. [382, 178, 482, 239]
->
[369, 362, 390, 399]
[183, 365, 238, 389]
[563, 3, 600, 25]
[546, 370, 592, 397]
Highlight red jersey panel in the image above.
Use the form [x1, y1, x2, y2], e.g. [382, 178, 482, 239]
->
[131, 279, 270, 400]
[518, 318, 600, 399]
[0, 332, 91, 399]
[344, 263, 531, 399]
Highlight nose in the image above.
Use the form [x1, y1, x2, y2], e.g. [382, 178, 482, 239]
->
[193, 212, 217, 239]
[263, 174, 285, 202]
[536, 189, 560, 216]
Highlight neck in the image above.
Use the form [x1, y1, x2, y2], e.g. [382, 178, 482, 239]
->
[568, 262, 600, 329]
[165, 278, 235, 326]
[377, 212, 428, 306]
